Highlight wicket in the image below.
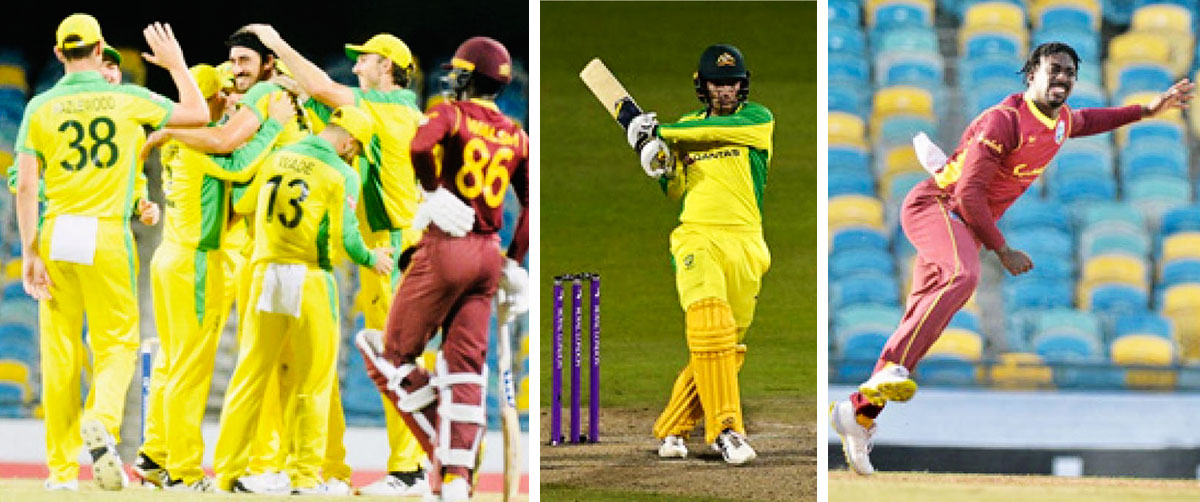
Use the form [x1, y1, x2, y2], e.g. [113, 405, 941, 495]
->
[550, 273, 601, 445]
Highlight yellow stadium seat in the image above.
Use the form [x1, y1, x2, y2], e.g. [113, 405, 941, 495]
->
[1121, 91, 1183, 124]
[927, 328, 984, 360]
[0, 360, 31, 402]
[865, 0, 936, 27]
[988, 352, 1054, 389]
[872, 86, 934, 127]
[829, 112, 867, 148]
[3, 261, 20, 282]
[1111, 334, 1176, 389]
[1078, 255, 1149, 303]
[1107, 32, 1173, 87]
[829, 195, 886, 232]
[880, 146, 923, 191]
[0, 65, 27, 92]
[1132, 4, 1194, 76]
[1162, 232, 1200, 263]
[963, 2, 1027, 32]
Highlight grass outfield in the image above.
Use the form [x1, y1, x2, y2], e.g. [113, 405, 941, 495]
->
[0, 479, 523, 501]
[830, 472, 1200, 502]
[539, 0, 816, 411]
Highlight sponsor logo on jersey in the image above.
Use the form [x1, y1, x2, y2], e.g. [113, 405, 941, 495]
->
[1054, 120, 1066, 144]
[688, 148, 741, 163]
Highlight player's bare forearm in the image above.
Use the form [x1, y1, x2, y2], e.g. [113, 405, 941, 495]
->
[264, 33, 353, 108]
[170, 109, 260, 154]
[410, 149, 441, 191]
[14, 154, 40, 254]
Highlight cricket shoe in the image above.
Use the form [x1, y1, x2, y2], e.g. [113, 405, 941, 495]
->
[43, 479, 78, 491]
[81, 419, 127, 490]
[167, 477, 214, 492]
[858, 362, 917, 407]
[359, 469, 429, 496]
[292, 480, 352, 496]
[830, 400, 876, 475]
[441, 476, 471, 502]
[711, 429, 756, 465]
[658, 435, 688, 458]
[133, 451, 169, 488]
[233, 471, 291, 495]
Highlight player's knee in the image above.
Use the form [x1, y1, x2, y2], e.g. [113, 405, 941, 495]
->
[955, 266, 981, 293]
[685, 297, 737, 353]
[393, 364, 436, 412]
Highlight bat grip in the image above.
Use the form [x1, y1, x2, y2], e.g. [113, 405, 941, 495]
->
[615, 97, 643, 129]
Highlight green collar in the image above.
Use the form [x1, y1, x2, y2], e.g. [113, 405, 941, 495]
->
[58, 71, 107, 85]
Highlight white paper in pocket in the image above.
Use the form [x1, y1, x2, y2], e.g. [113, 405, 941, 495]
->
[49, 214, 99, 265]
[257, 263, 306, 318]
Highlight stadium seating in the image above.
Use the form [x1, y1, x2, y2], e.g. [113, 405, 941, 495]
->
[830, 195, 886, 232]
[987, 352, 1055, 388]
[1111, 334, 1177, 388]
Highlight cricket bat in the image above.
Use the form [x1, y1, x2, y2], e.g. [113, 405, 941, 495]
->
[497, 312, 520, 501]
[580, 58, 644, 129]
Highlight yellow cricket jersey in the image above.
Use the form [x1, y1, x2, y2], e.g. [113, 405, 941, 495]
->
[160, 118, 284, 251]
[306, 87, 423, 231]
[233, 135, 374, 270]
[240, 81, 313, 148]
[15, 71, 172, 219]
[657, 101, 774, 229]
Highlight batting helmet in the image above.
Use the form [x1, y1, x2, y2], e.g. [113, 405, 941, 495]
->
[446, 36, 512, 95]
[694, 43, 750, 105]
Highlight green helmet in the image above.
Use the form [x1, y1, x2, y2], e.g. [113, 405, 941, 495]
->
[693, 43, 750, 105]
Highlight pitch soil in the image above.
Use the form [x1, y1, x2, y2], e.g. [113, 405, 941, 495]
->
[540, 397, 816, 502]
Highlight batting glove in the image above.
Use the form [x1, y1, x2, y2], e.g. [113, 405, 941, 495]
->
[626, 112, 658, 151]
[497, 258, 529, 321]
[412, 187, 475, 237]
[639, 138, 674, 178]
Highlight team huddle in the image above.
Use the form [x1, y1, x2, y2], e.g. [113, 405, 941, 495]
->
[12, 13, 528, 501]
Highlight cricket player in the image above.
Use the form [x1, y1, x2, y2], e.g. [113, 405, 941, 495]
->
[830, 42, 1195, 475]
[245, 24, 429, 494]
[357, 36, 529, 502]
[134, 65, 295, 491]
[212, 105, 392, 494]
[623, 44, 772, 465]
[14, 15, 208, 491]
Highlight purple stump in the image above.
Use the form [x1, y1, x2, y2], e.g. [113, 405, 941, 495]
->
[570, 277, 583, 443]
[551, 278, 564, 445]
[589, 273, 601, 443]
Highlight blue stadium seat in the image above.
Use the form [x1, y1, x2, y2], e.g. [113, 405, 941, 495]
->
[876, 27, 940, 57]
[876, 115, 937, 149]
[1126, 120, 1184, 146]
[1051, 147, 1113, 187]
[1088, 284, 1150, 317]
[1120, 141, 1187, 184]
[966, 80, 1019, 117]
[1054, 173, 1118, 207]
[1115, 64, 1174, 103]
[1160, 206, 1200, 238]
[829, 172, 875, 197]
[1006, 228, 1074, 260]
[0, 323, 33, 346]
[1080, 229, 1149, 260]
[833, 304, 903, 335]
[916, 354, 978, 386]
[1034, 332, 1102, 359]
[871, 3, 932, 46]
[1130, 176, 1190, 209]
[838, 330, 890, 360]
[1023, 251, 1075, 281]
[885, 171, 927, 203]
[830, 248, 895, 282]
[1001, 198, 1071, 234]
[1033, 26, 1100, 63]
[1161, 259, 1200, 289]
[962, 32, 1023, 60]
[2, 282, 25, 301]
[1036, 309, 1103, 340]
[829, 0, 862, 27]
[829, 55, 871, 87]
[1037, 4, 1098, 31]
[1103, 0, 1135, 25]
[1066, 81, 1107, 109]
[831, 226, 890, 255]
[829, 146, 870, 174]
[1115, 313, 1173, 339]
[960, 56, 1024, 90]
[830, 86, 869, 118]
[1005, 277, 1074, 311]
[877, 53, 944, 91]
[832, 273, 901, 309]
[830, 25, 867, 57]
[948, 309, 982, 334]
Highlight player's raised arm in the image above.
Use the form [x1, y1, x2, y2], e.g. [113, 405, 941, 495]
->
[143, 106, 263, 157]
[245, 24, 354, 108]
[142, 22, 207, 127]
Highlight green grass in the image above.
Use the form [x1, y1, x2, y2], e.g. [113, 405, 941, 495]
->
[539, 1, 816, 411]
[542, 484, 741, 502]
[830, 472, 1200, 502]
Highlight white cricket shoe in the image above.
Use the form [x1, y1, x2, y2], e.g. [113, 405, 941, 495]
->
[81, 419, 127, 490]
[858, 362, 917, 407]
[43, 479, 78, 491]
[292, 479, 352, 496]
[830, 400, 876, 475]
[711, 429, 756, 465]
[441, 477, 471, 502]
[658, 435, 688, 458]
[359, 469, 429, 496]
[166, 477, 214, 492]
[233, 471, 291, 495]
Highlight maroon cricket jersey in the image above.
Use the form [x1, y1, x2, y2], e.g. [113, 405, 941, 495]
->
[411, 98, 530, 261]
[913, 93, 1143, 250]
